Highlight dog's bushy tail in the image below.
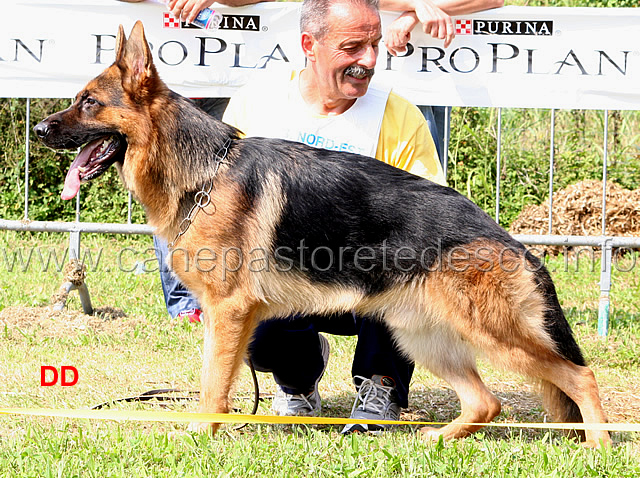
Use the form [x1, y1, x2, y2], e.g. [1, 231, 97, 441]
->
[529, 252, 586, 440]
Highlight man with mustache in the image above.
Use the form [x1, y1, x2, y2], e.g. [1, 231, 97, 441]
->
[221, 0, 445, 433]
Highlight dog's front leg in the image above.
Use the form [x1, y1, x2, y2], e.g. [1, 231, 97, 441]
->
[189, 295, 257, 435]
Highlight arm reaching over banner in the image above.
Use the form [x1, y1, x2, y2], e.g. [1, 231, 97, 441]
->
[381, 0, 504, 51]
[382, 0, 454, 48]
[167, 0, 275, 25]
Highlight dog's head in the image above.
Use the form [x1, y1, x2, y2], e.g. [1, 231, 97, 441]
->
[34, 21, 161, 200]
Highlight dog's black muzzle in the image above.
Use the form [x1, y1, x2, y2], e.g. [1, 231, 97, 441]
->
[34, 113, 85, 150]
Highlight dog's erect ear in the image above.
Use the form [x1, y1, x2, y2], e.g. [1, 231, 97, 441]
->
[117, 21, 158, 101]
[115, 24, 126, 65]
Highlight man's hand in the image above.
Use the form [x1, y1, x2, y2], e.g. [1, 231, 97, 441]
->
[167, 0, 273, 25]
[167, 0, 215, 25]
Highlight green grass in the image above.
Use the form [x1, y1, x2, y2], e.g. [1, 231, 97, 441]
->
[3, 425, 639, 477]
[1, 231, 639, 476]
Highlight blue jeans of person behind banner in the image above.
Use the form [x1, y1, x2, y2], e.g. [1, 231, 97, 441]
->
[418, 105, 451, 169]
[154, 235, 201, 318]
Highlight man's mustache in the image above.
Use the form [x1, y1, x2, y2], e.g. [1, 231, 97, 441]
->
[344, 65, 375, 79]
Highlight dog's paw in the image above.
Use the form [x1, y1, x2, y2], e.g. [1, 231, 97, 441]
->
[418, 426, 444, 442]
[167, 429, 190, 441]
[187, 421, 220, 435]
[581, 436, 613, 449]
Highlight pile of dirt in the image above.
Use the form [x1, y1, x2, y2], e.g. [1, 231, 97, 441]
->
[509, 180, 640, 255]
[0, 305, 137, 338]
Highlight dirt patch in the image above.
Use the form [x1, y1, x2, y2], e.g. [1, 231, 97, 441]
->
[0, 305, 140, 338]
[510, 179, 640, 255]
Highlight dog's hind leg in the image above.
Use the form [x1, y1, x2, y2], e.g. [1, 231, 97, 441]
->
[468, 323, 610, 446]
[392, 327, 502, 441]
[190, 293, 258, 434]
[529, 268, 611, 447]
[507, 351, 611, 448]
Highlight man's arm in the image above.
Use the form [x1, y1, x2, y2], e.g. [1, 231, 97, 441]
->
[381, 0, 503, 16]
[382, 0, 504, 52]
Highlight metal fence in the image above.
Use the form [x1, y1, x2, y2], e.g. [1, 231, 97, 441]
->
[1, 99, 639, 335]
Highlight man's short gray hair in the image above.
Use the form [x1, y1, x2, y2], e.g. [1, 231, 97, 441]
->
[300, 0, 380, 40]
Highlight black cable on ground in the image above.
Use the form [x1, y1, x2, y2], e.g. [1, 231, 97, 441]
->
[91, 359, 262, 431]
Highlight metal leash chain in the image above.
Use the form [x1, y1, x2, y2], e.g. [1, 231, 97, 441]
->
[169, 138, 232, 249]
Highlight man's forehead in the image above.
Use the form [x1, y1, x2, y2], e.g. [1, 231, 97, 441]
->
[325, 2, 381, 36]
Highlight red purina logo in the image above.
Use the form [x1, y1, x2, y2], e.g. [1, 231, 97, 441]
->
[455, 19, 473, 35]
[40, 366, 79, 386]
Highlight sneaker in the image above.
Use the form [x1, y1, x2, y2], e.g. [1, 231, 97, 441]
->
[340, 375, 400, 435]
[271, 334, 330, 416]
[176, 308, 202, 323]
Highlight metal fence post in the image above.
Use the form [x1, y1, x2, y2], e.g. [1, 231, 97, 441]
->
[495, 108, 502, 224]
[548, 109, 556, 235]
[128, 192, 133, 224]
[598, 238, 612, 337]
[598, 109, 610, 337]
[70, 187, 82, 260]
[69, 186, 93, 315]
[24, 98, 31, 220]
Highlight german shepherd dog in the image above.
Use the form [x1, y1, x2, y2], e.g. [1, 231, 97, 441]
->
[35, 22, 611, 447]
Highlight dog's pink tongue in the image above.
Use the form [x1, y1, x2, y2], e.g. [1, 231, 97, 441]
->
[61, 168, 81, 200]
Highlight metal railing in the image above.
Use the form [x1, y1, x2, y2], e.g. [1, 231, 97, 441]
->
[1, 99, 638, 336]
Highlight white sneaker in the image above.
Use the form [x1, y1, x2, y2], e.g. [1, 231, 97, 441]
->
[271, 334, 330, 416]
[340, 375, 400, 434]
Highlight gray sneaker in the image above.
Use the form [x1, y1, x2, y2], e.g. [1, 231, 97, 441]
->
[271, 334, 330, 416]
[340, 375, 400, 434]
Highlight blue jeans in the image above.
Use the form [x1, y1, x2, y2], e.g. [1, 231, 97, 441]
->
[153, 97, 230, 318]
[153, 235, 200, 318]
[418, 105, 451, 169]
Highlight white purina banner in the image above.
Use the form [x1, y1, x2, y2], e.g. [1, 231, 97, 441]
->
[1, 1, 639, 109]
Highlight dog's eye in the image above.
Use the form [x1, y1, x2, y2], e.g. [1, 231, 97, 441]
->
[86, 97, 98, 106]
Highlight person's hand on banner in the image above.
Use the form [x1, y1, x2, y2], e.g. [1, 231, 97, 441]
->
[412, 0, 455, 48]
[382, 0, 504, 53]
[167, 0, 274, 26]
[381, 0, 454, 49]
[385, 11, 420, 56]
[167, 0, 213, 24]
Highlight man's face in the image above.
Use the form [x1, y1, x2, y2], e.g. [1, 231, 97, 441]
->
[307, 2, 381, 100]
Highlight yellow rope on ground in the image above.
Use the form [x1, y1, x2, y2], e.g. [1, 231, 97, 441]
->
[1, 408, 638, 432]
